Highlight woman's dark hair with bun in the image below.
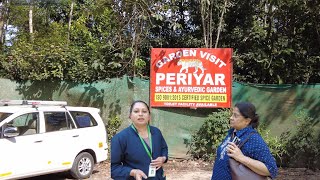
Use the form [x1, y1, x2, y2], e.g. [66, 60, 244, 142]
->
[235, 102, 259, 128]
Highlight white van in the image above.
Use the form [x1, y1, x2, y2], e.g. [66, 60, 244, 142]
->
[0, 100, 108, 179]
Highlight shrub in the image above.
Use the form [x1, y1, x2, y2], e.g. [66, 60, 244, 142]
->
[106, 115, 122, 141]
[280, 110, 320, 169]
[187, 109, 286, 163]
[258, 125, 287, 165]
[187, 109, 230, 161]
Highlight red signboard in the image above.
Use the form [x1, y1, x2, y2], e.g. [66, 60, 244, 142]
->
[150, 48, 232, 108]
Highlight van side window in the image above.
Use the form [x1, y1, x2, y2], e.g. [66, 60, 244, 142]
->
[0, 113, 12, 123]
[44, 112, 75, 132]
[9, 113, 39, 136]
[69, 111, 97, 128]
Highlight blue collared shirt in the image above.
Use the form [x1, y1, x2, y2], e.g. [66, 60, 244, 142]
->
[111, 125, 168, 180]
[211, 126, 278, 180]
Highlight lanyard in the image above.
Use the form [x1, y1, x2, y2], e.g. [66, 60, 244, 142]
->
[131, 124, 153, 160]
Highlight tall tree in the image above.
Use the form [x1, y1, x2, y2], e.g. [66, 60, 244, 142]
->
[0, 0, 9, 46]
[67, 0, 73, 44]
[28, 0, 33, 42]
[221, 0, 320, 84]
[215, 0, 229, 48]
[0, 0, 319, 84]
[200, 0, 214, 47]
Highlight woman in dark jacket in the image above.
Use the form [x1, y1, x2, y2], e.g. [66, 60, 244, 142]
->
[211, 102, 278, 180]
[111, 100, 168, 180]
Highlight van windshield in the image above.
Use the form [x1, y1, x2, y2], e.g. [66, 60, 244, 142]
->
[0, 113, 12, 123]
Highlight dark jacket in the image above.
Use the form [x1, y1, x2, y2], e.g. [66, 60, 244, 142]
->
[211, 126, 278, 180]
[111, 125, 168, 180]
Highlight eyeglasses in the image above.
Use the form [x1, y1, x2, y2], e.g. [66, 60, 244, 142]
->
[231, 113, 243, 118]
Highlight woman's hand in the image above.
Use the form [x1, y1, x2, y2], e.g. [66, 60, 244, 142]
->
[151, 156, 166, 170]
[226, 142, 245, 162]
[130, 169, 147, 180]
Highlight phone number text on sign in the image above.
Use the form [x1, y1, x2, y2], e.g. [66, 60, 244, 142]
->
[154, 93, 227, 102]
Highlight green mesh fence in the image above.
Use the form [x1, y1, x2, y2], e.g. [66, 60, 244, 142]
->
[0, 76, 319, 159]
[232, 83, 320, 137]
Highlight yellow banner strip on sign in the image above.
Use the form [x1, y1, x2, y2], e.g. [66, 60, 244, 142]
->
[154, 93, 227, 103]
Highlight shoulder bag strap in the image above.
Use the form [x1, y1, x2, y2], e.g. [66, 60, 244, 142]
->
[238, 132, 257, 149]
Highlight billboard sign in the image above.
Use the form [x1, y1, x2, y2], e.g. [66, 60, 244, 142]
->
[150, 48, 232, 108]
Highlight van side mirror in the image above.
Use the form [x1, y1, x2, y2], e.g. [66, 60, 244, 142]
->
[4, 127, 19, 138]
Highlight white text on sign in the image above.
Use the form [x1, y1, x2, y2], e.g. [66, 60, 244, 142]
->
[156, 73, 225, 86]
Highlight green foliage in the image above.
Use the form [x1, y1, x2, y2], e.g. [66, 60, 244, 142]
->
[188, 109, 288, 163]
[187, 109, 230, 161]
[0, 38, 91, 81]
[225, 0, 320, 84]
[0, 0, 140, 82]
[258, 125, 287, 164]
[1, 0, 319, 83]
[279, 111, 320, 169]
[105, 115, 122, 158]
[106, 115, 122, 142]
[134, 58, 147, 77]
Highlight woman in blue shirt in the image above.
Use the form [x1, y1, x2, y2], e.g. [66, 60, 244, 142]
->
[111, 100, 168, 180]
[211, 102, 278, 180]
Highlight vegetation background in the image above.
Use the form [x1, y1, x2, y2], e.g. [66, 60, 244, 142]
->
[0, 0, 319, 84]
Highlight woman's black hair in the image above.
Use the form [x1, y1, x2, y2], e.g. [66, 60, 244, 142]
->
[129, 100, 151, 114]
[235, 102, 259, 128]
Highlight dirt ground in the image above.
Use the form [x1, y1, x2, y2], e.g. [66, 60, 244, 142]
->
[26, 159, 320, 180]
[92, 159, 320, 180]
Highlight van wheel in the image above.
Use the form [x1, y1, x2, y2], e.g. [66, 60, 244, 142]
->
[70, 152, 94, 179]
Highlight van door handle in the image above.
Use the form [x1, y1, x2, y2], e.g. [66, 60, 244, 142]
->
[34, 140, 43, 143]
[73, 135, 79, 137]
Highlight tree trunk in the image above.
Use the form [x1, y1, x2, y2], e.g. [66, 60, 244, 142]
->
[209, 1, 213, 48]
[29, 1, 34, 42]
[215, 0, 228, 48]
[0, 3, 4, 45]
[201, 0, 215, 48]
[132, 3, 137, 77]
[0, 0, 9, 46]
[200, 0, 208, 47]
[67, 1, 74, 45]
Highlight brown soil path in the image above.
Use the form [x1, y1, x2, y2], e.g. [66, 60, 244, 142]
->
[25, 159, 320, 180]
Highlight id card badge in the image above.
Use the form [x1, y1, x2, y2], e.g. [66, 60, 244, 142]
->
[148, 165, 156, 177]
